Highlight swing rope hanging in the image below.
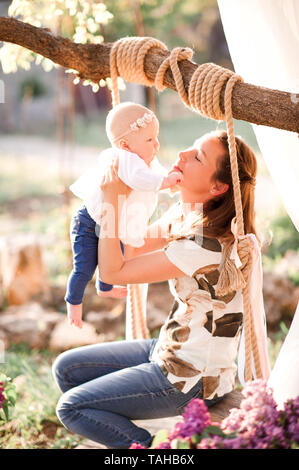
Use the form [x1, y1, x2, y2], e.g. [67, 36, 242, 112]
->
[109, 36, 262, 383]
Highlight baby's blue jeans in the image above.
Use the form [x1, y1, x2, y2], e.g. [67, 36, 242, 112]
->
[52, 338, 224, 449]
[65, 205, 124, 305]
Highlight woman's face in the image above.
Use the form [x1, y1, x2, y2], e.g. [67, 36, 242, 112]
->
[171, 134, 228, 203]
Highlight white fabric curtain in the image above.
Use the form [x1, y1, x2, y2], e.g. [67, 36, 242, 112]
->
[218, 0, 299, 406]
[217, 0, 299, 231]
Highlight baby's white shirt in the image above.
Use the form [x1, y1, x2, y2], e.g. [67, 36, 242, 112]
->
[70, 147, 169, 247]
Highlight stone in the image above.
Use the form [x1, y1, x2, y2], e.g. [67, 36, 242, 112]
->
[48, 318, 103, 352]
[208, 389, 243, 422]
[263, 271, 298, 329]
[0, 234, 51, 306]
[0, 328, 9, 350]
[84, 303, 125, 341]
[0, 302, 63, 349]
[83, 283, 127, 314]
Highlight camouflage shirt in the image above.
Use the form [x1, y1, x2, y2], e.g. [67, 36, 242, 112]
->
[150, 202, 243, 399]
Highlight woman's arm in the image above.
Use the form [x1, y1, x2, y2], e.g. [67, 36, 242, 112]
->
[99, 247, 186, 285]
[98, 159, 185, 284]
[123, 218, 169, 260]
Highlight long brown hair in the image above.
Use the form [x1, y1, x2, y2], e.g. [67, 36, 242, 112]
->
[167, 130, 260, 246]
[204, 129, 259, 243]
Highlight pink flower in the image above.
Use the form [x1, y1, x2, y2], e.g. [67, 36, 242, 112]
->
[129, 442, 147, 449]
[155, 442, 171, 449]
[132, 381, 299, 450]
[0, 382, 5, 409]
[169, 398, 211, 440]
[221, 380, 288, 448]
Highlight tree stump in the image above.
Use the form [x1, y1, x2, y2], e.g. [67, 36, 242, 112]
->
[0, 234, 51, 306]
[208, 389, 243, 422]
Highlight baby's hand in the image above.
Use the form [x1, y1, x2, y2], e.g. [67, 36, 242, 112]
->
[160, 171, 183, 190]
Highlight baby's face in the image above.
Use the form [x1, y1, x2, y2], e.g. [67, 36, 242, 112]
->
[124, 118, 160, 166]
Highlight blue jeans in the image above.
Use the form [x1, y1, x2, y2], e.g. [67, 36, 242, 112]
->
[65, 205, 124, 305]
[52, 338, 223, 449]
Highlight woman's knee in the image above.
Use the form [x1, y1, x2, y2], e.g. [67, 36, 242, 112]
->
[52, 350, 76, 393]
[55, 388, 78, 428]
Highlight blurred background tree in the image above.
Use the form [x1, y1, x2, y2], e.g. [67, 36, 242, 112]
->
[99, 0, 231, 66]
[0, 0, 113, 74]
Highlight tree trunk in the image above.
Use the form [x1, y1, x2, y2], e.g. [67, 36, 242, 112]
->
[0, 17, 298, 133]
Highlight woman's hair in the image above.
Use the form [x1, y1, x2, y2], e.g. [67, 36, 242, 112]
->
[204, 129, 259, 243]
[167, 129, 260, 246]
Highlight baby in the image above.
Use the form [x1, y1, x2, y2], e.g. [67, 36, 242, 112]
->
[65, 101, 183, 328]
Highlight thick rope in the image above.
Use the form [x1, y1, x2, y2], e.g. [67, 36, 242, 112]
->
[128, 283, 150, 339]
[135, 284, 150, 339]
[110, 37, 168, 106]
[128, 284, 138, 339]
[109, 37, 262, 381]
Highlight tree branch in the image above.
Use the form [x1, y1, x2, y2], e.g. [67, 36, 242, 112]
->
[0, 16, 298, 133]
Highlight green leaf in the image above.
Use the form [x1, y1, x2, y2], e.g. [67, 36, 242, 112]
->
[0, 373, 8, 383]
[2, 401, 9, 421]
[6, 389, 17, 406]
[176, 439, 191, 449]
[204, 425, 226, 437]
[151, 429, 169, 448]
[225, 432, 238, 439]
[199, 430, 210, 439]
[191, 433, 202, 445]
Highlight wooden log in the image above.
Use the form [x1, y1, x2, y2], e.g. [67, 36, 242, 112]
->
[209, 389, 243, 423]
[0, 17, 298, 133]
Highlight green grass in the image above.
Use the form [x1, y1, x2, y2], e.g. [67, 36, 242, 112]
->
[0, 343, 84, 449]
[0, 153, 61, 205]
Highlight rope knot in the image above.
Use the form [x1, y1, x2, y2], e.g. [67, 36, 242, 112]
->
[155, 47, 193, 97]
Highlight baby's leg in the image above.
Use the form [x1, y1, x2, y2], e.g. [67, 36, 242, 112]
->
[65, 209, 99, 325]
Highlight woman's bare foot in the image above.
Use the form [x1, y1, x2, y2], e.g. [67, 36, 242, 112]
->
[97, 286, 128, 298]
[66, 302, 83, 328]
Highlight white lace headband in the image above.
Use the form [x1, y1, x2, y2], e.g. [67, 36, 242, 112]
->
[112, 112, 155, 142]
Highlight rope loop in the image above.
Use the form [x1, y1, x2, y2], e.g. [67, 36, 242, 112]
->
[110, 37, 168, 106]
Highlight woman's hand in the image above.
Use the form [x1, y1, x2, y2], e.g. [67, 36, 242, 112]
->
[100, 157, 132, 199]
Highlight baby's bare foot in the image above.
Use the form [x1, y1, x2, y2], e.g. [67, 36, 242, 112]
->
[97, 286, 128, 298]
[66, 302, 83, 328]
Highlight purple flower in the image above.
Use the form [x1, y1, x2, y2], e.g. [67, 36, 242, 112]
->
[154, 442, 171, 449]
[280, 396, 299, 444]
[198, 435, 249, 449]
[132, 380, 298, 450]
[0, 382, 5, 409]
[169, 398, 211, 440]
[221, 380, 288, 449]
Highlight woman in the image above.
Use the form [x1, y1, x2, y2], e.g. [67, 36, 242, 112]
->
[52, 129, 259, 449]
